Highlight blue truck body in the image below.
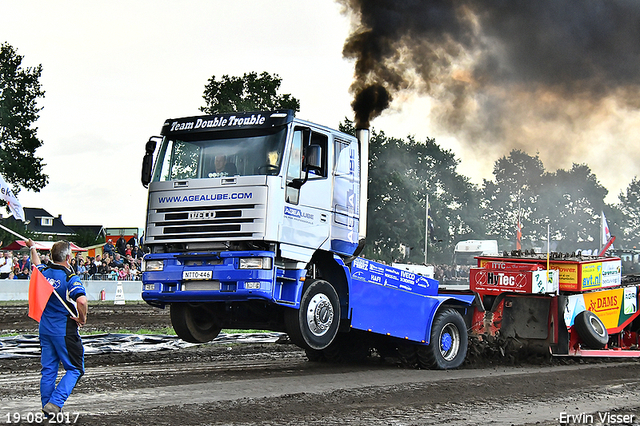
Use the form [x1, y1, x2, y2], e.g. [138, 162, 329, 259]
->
[142, 252, 474, 345]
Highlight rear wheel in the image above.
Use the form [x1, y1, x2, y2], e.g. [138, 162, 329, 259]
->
[419, 308, 468, 369]
[170, 303, 222, 343]
[285, 279, 340, 351]
[574, 310, 608, 349]
[397, 342, 419, 368]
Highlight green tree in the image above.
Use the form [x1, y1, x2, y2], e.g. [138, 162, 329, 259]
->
[0, 218, 35, 246]
[618, 177, 640, 249]
[539, 164, 608, 252]
[200, 71, 300, 114]
[340, 119, 480, 264]
[0, 43, 48, 194]
[481, 150, 545, 250]
[71, 228, 105, 248]
[481, 151, 608, 252]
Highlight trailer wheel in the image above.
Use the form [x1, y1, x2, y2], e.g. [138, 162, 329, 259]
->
[419, 308, 468, 370]
[170, 303, 222, 343]
[574, 310, 608, 349]
[285, 279, 340, 351]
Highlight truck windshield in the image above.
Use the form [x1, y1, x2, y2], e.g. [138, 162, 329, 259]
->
[454, 252, 482, 267]
[152, 127, 287, 182]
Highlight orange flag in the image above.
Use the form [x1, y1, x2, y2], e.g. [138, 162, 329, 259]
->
[28, 266, 54, 322]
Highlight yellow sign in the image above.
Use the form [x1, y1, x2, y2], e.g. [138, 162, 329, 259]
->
[583, 288, 623, 329]
[581, 262, 603, 290]
[554, 262, 578, 290]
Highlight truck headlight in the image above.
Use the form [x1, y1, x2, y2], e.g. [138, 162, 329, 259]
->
[239, 257, 272, 270]
[143, 259, 164, 272]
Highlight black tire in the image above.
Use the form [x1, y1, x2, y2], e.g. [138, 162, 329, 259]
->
[304, 348, 325, 362]
[322, 338, 345, 363]
[322, 331, 371, 363]
[170, 303, 222, 343]
[419, 308, 468, 370]
[574, 310, 608, 349]
[284, 279, 340, 351]
[339, 331, 371, 362]
[374, 341, 397, 362]
[397, 342, 419, 368]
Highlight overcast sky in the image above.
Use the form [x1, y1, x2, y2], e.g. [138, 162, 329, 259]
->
[1, 1, 636, 232]
[0, 1, 359, 229]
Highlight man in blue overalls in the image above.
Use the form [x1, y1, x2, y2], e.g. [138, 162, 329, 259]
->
[26, 240, 88, 417]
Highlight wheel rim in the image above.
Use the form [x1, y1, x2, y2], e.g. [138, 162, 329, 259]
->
[439, 323, 460, 361]
[189, 306, 216, 331]
[589, 316, 606, 337]
[306, 293, 334, 337]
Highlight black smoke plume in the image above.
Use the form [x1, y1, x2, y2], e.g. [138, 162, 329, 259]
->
[339, 0, 640, 171]
[352, 84, 391, 129]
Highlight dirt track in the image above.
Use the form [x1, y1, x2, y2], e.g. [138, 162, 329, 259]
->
[1, 303, 640, 425]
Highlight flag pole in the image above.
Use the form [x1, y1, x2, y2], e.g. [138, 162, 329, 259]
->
[0, 223, 28, 241]
[517, 197, 521, 251]
[600, 211, 604, 253]
[424, 193, 428, 265]
[546, 223, 550, 281]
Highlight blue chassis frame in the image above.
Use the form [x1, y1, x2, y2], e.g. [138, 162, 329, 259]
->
[142, 251, 475, 345]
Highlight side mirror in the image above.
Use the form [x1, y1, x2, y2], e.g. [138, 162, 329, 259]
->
[304, 144, 322, 172]
[288, 144, 323, 190]
[141, 137, 159, 188]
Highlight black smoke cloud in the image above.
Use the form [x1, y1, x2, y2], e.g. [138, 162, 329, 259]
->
[339, 0, 640, 156]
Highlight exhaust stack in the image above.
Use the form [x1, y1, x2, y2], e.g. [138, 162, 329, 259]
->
[354, 128, 370, 256]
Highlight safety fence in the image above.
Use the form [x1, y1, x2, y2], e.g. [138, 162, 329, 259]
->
[0, 279, 143, 301]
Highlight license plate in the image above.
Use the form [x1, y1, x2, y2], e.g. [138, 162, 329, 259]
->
[188, 211, 215, 220]
[183, 270, 212, 280]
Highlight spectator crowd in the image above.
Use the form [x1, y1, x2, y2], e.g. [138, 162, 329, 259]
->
[433, 264, 471, 282]
[0, 234, 144, 281]
[0, 250, 31, 280]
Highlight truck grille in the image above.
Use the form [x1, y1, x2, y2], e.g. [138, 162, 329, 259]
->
[148, 204, 264, 242]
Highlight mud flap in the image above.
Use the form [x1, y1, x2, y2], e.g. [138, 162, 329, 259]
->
[501, 296, 551, 340]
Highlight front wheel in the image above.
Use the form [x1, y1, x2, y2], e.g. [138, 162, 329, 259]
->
[285, 279, 340, 351]
[418, 308, 468, 370]
[170, 303, 222, 343]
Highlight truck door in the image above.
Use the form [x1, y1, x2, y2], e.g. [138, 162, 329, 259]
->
[280, 127, 331, 251]
[330, 138, 359, 255]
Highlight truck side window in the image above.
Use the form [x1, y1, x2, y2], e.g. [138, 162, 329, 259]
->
[305, 132, 328, 178]
[285, 130, 304, 204]
[287, 130, 303, 181]
[334, 139, 351, 176]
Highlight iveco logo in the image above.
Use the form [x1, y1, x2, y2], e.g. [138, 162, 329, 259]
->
[188, 211, 216, 220]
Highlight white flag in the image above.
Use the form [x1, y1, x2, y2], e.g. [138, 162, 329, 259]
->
[0, 173, 25, 221]
[601, 211, 612, 248]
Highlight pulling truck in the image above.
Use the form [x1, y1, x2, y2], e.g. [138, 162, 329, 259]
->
[140, 110, 475, 369]
[440, 239, 499, 288]
[467, 251, 640, 357]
